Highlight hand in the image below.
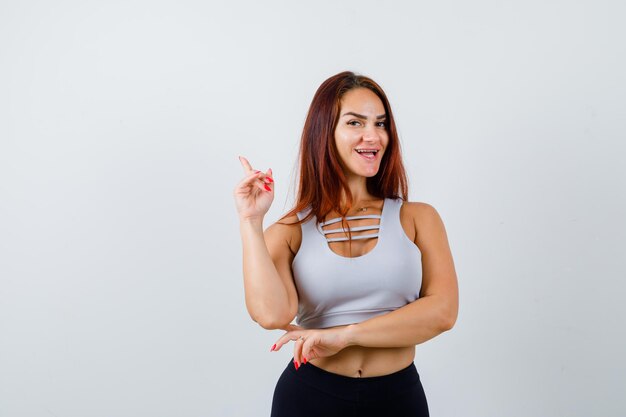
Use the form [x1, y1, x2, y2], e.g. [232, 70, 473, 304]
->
[233, 156, 274, 222]
[270, 325, 352, 367]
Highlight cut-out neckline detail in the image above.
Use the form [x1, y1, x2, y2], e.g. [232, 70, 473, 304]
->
[317, 199, 387, 259]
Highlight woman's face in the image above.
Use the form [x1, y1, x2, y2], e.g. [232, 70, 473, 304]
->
[334, 87, 389, 179]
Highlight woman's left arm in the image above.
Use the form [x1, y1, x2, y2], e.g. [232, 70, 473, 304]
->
[344, 202, 459, 348]
[271, 203, 458, 360]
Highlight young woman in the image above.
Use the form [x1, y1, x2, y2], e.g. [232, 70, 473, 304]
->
[234, 71, 458, 417]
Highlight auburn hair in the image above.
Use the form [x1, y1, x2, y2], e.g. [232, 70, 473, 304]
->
[281, 71, 409, 226]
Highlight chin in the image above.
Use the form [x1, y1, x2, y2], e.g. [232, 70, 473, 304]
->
[342, 161, 382, 178]
[357, 167, 381, 177]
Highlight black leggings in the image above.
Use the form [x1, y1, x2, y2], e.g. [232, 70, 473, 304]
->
[270, 358, 429, 417]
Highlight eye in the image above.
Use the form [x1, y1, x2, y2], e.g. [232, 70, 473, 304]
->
[376, 121, 386, 128]
[347, 120, 361, 126]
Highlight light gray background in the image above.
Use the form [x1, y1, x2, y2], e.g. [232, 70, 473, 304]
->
[1, 1, 625, 416]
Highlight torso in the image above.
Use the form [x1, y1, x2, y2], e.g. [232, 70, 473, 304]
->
[308, 342, 416, 378]
[286, 199, 421, 378]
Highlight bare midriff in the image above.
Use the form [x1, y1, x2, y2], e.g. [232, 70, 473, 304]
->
[308, 343, 416, 378]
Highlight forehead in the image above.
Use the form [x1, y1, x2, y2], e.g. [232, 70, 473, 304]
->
[339, 88, 385, 115]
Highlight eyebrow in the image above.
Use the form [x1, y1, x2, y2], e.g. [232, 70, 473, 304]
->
[341, 111, 386, 120]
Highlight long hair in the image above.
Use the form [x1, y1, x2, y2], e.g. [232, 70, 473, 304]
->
[281, 71, 409, 226]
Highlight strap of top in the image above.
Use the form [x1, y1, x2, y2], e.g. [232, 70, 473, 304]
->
[319, 214, 382, 227]
[318, 214, 382, 243]
[321, 225, 381, 234]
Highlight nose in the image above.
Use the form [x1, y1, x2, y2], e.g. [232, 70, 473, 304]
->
[362, 123, 381, 142]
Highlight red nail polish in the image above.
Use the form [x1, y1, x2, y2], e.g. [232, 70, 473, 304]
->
[264, 184, 271, 192]
[254, 170, 261, 173]
[270, 344, 276, 352]
[294, 361, 299, 370]
[302, 357, 307, 364]
[265, 176, 274, 183]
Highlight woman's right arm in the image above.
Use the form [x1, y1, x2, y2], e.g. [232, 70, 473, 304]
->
[234, 157, 299, 330]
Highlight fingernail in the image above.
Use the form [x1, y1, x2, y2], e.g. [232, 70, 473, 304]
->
[264, 184, 271, 192]
[294, 361, 300, 370]
[270, 344, 276, 352]
[265, 176, 274, 183]
[302, 357, 307, 364]
[254, 170, 261, 173]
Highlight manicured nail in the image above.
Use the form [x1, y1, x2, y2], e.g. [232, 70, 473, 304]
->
[254, 170, 261, 173]
[302, 357, 307, 364]
[294, 361, 300, 370]
[270, 344, 276, 352]
[265, 176, 274, 183]
[264, 184, 271, 192]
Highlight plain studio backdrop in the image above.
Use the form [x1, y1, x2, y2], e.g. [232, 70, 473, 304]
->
[1, 1, 625, 416]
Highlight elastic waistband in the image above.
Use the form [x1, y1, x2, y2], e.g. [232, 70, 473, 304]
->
[286, 358, 421, 402]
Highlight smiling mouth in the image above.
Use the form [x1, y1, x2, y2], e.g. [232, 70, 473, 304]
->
[355, 149, 379, 160]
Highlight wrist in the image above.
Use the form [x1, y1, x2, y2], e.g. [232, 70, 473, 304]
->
[343, 323, 360, 347]
[239, 216, 264, 228]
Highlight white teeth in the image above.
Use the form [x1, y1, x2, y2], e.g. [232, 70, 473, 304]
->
[356, 149, 378, 153]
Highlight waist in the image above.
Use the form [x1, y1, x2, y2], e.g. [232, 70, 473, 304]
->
[307, 345, 416, 378]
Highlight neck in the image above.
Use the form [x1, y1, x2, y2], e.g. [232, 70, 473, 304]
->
[341, 173, 377, 208]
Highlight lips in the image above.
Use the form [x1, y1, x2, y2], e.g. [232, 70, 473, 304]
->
[354, 148, 379, 160]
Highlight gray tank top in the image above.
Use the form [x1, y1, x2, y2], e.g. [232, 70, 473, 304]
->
[292, 198, 423, 329]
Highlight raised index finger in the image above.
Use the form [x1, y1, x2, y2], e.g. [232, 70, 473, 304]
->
[238, 155, 255, 174]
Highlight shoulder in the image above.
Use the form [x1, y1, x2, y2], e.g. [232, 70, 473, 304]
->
[264, 214, 303, 256]
[399, 201, 446, 244]
[399, 200, 441, 220]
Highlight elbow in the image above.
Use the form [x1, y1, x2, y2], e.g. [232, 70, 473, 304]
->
[257, 318, 293, 331]
[438, 303, 458, 332]
[440, 314, 456, 332]
[256, 317, 281, 330]
[248, 300, 297, 330]
[254, 312, 296, 331]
